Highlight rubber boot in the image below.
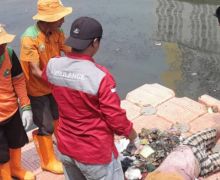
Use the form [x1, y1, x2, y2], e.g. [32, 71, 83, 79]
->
[0, 162, 12, 180]
[32, 130, 63, 174]
[9, 148, 35, 180]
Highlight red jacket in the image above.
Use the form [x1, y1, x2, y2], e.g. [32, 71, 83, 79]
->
[42, 52, 133, 164]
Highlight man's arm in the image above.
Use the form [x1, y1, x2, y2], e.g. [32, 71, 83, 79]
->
[29, 62, 43, 78]
[98, 73, 137, 140]
[20, 35, 41, 79]
[128, 128, 138, 142]
[11, 49, 31, 109]
[98, 74, 140, 153]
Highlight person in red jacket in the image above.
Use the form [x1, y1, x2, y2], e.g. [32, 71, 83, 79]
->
[42, 17, 140, 180]
[0, 26, 35, 180]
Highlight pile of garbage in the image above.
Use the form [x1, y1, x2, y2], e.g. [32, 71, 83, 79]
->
[119, 126, 183, 179]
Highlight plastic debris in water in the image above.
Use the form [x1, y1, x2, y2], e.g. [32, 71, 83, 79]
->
[154, 41, 162, 46]
[191, 72, 197, 76]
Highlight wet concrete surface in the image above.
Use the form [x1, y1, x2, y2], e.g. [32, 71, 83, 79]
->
[1, 0, 220, 99]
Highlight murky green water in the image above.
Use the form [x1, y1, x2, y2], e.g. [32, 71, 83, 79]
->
[1, 0, 220, 99]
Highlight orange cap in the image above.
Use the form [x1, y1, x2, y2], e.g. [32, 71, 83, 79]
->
[33, 0, 72, 22]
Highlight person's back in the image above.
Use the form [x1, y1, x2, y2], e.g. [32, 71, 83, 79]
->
[43, 16, 140, 180]
[46, 55, 123, 164]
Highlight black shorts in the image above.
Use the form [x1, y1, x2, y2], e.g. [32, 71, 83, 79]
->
[30, 94, 59, 135]
[0, 110, 28, 163]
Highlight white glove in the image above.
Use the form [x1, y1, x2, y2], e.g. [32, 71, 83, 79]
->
[22, 110, 33, 131]
[133, 136, 141, 149]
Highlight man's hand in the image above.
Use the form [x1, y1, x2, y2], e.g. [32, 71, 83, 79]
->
[22, 110, 33, 130]
[126, 136, 141, 154]
[126, 128, 142, 154]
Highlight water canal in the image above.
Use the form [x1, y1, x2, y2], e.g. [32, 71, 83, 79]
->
[1, 0, 220, 99]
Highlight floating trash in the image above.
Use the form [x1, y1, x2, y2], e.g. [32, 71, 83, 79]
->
[191, 72, 197, 76]
[154, 41, 162, 46]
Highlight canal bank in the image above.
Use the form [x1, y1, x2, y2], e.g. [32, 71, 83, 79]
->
[21, 83, 220, 179]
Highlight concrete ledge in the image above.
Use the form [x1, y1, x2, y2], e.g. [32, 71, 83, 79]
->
[132, 115, 172, 133]
[121, 100, 141, 120]
[199, 94, 220, 112]
[157, 97, 207, 124]
[21, 83, 220, 180]
[126, 83, 175, 107]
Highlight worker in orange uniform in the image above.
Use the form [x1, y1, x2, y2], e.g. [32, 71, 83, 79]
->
[0, 25, 35, 180]
[20, 0, 72, 174]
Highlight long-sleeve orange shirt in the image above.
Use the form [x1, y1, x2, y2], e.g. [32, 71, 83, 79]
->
[20, 25, 71, 97]
[0, 47, 30, 122]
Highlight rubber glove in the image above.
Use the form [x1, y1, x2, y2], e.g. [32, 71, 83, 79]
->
[22, 109, 33, 131]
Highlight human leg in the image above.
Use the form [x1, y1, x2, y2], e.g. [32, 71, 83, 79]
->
[73, 155, 124, 180]
[105, 155, 124, 180]
[48, 94, 59, 138]
[0, 162, 11, 180]
[9, 149, 35, 180]
[0, 124, 10, 164]
[208, 152, 220, 173]
[30, 95, 63, 174]
[59, 153, 87, 180]
[182, 128, 217, 151]
[60, 153, 124, 180]
[0, 124, 11, 180]
[182, 128, 220, 176]
[4, 110, 35, 179]
[32, 130, 63, 174]
[30, 95, 54, 135]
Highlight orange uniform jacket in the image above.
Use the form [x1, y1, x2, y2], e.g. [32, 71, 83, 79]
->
[0, 47, 30, 122]
[20, 25, 71, 96]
